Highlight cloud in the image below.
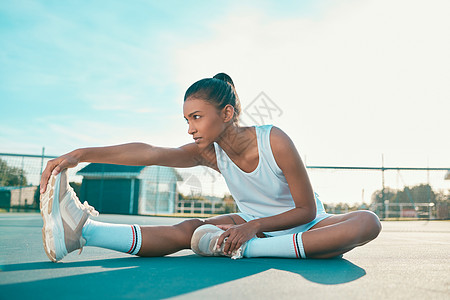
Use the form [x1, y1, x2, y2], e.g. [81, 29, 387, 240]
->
[1, 0, 182, 112]
[3, 111, 191, 156]
[85, 93, 154, 113]
[2, 1, 449, 204]
[173, 0, 450, 166]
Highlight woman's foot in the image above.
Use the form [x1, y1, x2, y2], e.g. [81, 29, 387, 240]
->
[40, 169, 98, 262]
[191, 224, 246, 259]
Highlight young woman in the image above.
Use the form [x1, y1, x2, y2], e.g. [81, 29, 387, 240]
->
[39, 73, 381, 262]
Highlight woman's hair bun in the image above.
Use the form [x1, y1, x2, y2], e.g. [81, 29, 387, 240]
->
[185, 72, 241, 124]
[213, 73, 234, 88]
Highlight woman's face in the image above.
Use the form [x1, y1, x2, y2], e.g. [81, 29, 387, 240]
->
[183, 98, 225, 148]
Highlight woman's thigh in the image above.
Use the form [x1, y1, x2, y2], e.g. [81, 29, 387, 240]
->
[204, 213, 247, 226]
[308, 211, 359, 231]
[308, 210, 381, 241]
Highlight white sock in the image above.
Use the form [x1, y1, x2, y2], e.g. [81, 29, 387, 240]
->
[243, 233, 306, 259]
[82, 219, 142, 255]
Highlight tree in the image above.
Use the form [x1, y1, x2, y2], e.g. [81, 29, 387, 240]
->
[0, 159, 28, 186]
[371, 187, 397, 204]
[371, 184, 436, 205]
[371, 184, 448, 219]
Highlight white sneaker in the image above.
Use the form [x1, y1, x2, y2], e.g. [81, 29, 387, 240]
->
[40, 169, 98, 262]
[191, 224, 246, 259]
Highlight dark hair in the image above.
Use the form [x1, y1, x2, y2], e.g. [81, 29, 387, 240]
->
[184, 73, 241, 124]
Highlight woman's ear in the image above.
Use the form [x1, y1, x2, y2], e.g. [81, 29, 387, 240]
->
[222, 104, 235, 123]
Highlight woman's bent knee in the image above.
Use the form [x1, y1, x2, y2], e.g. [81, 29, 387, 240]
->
[357, 210, 382, 241]
[171, 219, 206, 246]
[175, 218, 205, 233]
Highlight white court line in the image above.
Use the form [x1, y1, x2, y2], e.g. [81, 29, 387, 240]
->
[0, 217, 41, 220]
[393, 236, 450, 245]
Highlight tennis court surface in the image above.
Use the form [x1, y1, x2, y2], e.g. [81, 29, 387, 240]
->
[1, 213, 449, 299]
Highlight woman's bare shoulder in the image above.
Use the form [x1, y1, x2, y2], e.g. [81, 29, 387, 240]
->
[269, 126, 295, 148]
[269, 126, 301, 168]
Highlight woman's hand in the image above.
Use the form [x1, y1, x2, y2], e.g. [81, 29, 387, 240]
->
[216, 221, 260, 255]
[39, 151, 81, 193]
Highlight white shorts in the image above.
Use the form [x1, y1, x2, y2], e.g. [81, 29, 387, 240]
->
[236, 212, 332, 237]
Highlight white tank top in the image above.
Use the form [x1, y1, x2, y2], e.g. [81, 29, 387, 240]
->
[214, 124, 325, 218]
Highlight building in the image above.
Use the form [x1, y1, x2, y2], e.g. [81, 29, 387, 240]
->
[77, 163, 182, 215]
[0, 186, 37, 210]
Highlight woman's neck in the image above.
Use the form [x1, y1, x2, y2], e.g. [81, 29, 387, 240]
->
[216, 124, 255, 158]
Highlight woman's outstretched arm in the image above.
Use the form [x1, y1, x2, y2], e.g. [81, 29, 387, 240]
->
[40, 142, 202, 193]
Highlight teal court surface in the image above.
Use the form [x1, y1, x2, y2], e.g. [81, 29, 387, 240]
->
[0, 213, 449, 299]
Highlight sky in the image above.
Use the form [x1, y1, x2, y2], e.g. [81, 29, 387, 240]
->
[1, 0, 449, 204]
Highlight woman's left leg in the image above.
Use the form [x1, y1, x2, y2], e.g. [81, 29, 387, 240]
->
[241, 210, 381, 259]
[301, 210, 381, 258]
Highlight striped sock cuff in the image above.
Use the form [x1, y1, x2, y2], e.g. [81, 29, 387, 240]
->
[127, 225, 142, 255]
[293, 233, 306, 259]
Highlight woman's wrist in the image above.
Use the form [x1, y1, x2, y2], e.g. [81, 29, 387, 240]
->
[71, 148, 85, 162]
[248, 219, 263, 232]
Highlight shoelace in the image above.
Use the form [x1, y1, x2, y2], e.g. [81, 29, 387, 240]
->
[65, 187, 99, 255]
[213, 237, 244, 259]
[67, 188, 99, 217]
[230, 248, 243, 260]
[82, 201, 99, 217]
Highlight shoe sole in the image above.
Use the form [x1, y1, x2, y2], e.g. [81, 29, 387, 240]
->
[40, 174, 65, 262]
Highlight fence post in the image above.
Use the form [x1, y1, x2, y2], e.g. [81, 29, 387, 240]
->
[381, 154, 387, 219]
[155, 167, 160, 214]
[40, 147, 45, 177]
[18, 156, 24, 210]
[98, 164, 105, 212]
[129, 178, 135, 215]
[384, 200, 389, 219]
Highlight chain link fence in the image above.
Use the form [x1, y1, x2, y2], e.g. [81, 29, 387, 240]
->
[0, 152, 236, 216]
[307, 166, 450, 219]
[1, 152, 448, 219]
